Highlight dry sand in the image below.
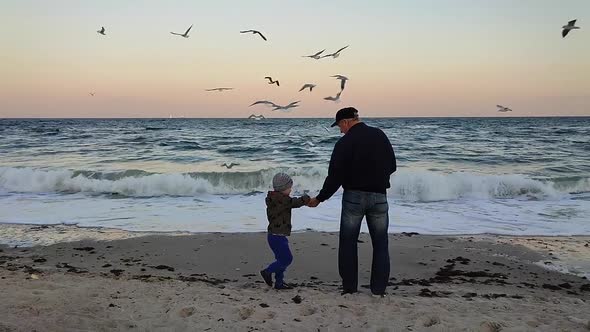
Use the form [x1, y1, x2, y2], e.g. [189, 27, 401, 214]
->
[1, 225, 589, 331]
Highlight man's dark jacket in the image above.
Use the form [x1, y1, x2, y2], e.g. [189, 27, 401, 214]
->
[316, 122, 396, 202]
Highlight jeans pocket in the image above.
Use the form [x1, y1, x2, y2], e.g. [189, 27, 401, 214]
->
[343, 191, 362, 204]
[372, 201, 389, 214]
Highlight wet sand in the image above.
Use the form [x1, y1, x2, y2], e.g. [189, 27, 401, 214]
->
[1, 225, 589, 331]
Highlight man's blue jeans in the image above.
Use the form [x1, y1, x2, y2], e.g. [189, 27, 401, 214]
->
[339, 190, 390, 295]
[265, 233, 293, 287]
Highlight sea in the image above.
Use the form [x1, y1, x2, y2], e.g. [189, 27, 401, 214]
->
[1, 117, 589, 236]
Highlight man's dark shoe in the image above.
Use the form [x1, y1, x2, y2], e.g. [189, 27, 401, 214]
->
[340, 289, 358, 296]
[260, 270, 273, 286]
[274, 283, 294, 290]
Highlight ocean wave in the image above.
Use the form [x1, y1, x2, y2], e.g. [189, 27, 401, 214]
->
[0, 167, 588, 201]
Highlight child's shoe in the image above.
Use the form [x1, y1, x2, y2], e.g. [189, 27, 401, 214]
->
[260, 269, 273, 286]
[274, 282, 294, 290]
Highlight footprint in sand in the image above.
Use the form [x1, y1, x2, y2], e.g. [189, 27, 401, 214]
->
[416, 315, 441, 327]
[179, 307, 195, 318]
[300, 306, 317, 316]
[238, 306, 254, 320]
[479, 321, 504, 332]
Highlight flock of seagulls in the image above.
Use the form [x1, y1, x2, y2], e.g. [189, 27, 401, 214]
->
[249, 71, 349, 112]
[95, 24, 351, 109]
[93, 18, 581, 115]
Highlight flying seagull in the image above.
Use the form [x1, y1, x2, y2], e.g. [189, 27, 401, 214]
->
[89, 92, 95, 96]
[249, 100, 278, 107]
[322, 45, 349, 59]
[205, 88, 234, 92]
[302, 49, 326, 59]
[299, 84, 316, 92]
[496, 105, 512, 112]
[272, 101, 300, 112]
[97, 27, 106, 36]
[324, 91, 342, 102]
[221, 162, 240, 169]
[170, 24, 193, 38]
[248, 114, 265, 120]
[562, 19, 580, 38]
[240, 29, 267, 41]
[332, 75, 349, 90]
[265, 76, 279, 86]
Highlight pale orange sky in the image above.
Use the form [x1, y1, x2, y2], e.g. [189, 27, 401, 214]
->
[1, 0, 589, 118]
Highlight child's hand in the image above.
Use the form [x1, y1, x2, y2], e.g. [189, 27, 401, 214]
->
[301, 194, 311, 205]
[307, 197, 320, 207]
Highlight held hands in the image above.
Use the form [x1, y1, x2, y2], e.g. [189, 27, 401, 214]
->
[307, 197, 320, 208]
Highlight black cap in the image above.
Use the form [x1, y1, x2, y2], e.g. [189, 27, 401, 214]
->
[330, 107, 359, 127]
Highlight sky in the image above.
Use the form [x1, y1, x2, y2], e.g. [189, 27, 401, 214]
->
[0, 0, 589, 118]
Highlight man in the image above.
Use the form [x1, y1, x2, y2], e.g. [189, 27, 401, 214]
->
[308, 107, 396, 296]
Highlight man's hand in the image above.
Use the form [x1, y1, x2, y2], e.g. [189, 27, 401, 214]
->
[307, 197, 320, 207]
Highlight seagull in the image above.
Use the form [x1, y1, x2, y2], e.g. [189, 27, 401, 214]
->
[324, 91, 342, 102]
[496, 105, 513, 112]
[221, 162, 240, 169]
[249, 100, 278, 107]
[240, 30, 267, 41]
[89, 92, 95, 96]
[248, 114, 265, 120]
[170, 25, 193, 38]
[205, 88, 234, 92]
[265, 76, 279, 86]
[272, 101, 300, 112]
[562, 19, 580, 38]
[332, 75, 349, 90]
[97, 27, 106, 36]
[299, 84, 316, 92]
[302, 49, 325, 59]
[322, 45, 349, 59]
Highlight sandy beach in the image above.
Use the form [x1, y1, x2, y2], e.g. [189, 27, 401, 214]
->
[1, 225, 589, 331]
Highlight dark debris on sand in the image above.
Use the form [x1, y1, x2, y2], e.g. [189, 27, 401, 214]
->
[151, 265, 175, 272]
[56, 263, 87, 274]
[73, 247, 95, 252]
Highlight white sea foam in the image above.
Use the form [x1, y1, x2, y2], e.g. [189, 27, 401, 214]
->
[1, 167, 588, 201]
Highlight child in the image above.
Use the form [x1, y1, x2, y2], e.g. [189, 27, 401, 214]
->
[260, 172, 310, 290]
